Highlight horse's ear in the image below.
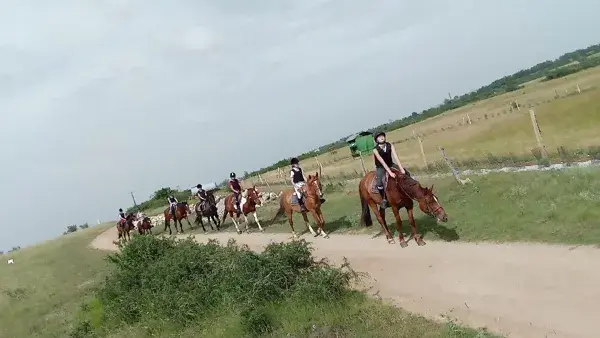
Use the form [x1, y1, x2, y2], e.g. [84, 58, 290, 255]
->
[315, 171, 319, 177]
[430, 184, 434, 192]
[308, 174, 313, 180]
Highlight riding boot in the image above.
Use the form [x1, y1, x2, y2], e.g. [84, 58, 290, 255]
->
[235, 202, 242, 216]
[298, 197, 307, 212]
[377, 188, 388, 209]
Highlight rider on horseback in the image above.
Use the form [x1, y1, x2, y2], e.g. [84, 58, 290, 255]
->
[118, 208, 127, 225]
[168, 195, 178, 217]
[228, 172, 242, 215]
[195, 184, 208, 212]
[290, 157, 308, 212]
[373, 131, 406, 208]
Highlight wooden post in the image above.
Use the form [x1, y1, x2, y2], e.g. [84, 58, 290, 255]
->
[529, 109, 547, 158]
[258, 173, 270, 188]
[462, 116, 466, 125]
[438, 147, 470, 185]
[315, 156, 324, 175]
[576, 84, 581, 94]
[416, 135, 427, 167]
[515, 100, 520, 111]
[358, 151, 367, 175]
[467, 114, 472, 124]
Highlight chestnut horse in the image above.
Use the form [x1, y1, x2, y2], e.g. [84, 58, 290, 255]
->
[358, 168, 448, 247]
[272, 172, 328, 238]
[163, 202, 192, 235]
[221, 186, 263, 234]
[194, 191, 221, 232]
[117, 213, 135, 242]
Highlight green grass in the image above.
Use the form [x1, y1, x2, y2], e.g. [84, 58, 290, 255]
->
[0, 224, 113, 338]
[204, 168, 600, 245]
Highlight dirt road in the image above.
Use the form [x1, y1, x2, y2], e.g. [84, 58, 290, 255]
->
[91, 229, 600, 338]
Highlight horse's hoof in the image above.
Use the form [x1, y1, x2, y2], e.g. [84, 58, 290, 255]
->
[387, 239, 395, 244]
[399, 241, 408, 248]
[237, 230, 242, 235]
[260, 228, 265, 232]
[417, 239, 426, 246]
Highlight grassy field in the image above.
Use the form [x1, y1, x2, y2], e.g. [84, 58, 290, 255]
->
[201, 168, 600, 245]
[250, 66, 600, 185]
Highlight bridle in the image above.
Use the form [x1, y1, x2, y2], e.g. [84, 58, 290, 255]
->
[391, 175, 442, 218]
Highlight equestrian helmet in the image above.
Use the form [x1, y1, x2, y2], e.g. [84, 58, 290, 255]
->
[230, 172, 236, 178]
[290, 157, 299, 165]
[119, 208, 123, 212]
[374, 131, 386, 140]
[196, 184, 202, 189]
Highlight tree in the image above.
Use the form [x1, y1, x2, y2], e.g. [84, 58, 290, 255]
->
[9, 246, 20, 252]
[79, 223, 89, 230]
[63, 224, 78, 235]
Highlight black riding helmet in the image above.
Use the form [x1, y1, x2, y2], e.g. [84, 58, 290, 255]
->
[119, 208, 123, 212]
[374, 131, 386, 140]
[196, 184, 202, 189]
[290, 157, 299, 165]
[230, 172, 236, 178]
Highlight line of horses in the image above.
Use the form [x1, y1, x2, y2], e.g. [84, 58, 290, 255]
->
[116, 167, 449, 248]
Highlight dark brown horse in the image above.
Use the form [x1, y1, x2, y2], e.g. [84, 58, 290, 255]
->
[163, 202, 192, 235]
[222, 186, 263, 234]
[194, 191, 221, 232]
[272, 172, 328, 238]
[134, 212, 153, 235]
[117, 213, 135, 242]
[358, 168, 448, 247]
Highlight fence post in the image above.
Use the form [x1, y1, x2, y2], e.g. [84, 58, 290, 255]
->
[413, 131, 427, 167]
[576, 84, 581, 94]
[358, 151, 367, 175]
[438, 147, 470, 185]
[257, 173, 270, 188]
[529, 109, 548, 159]
[315, 156, 324, 175]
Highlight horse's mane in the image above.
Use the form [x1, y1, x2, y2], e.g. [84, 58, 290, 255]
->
[389, 168, 425, 200]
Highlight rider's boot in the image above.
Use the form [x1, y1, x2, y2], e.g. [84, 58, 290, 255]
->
[298, 196, 307, 212]
[235, 202, 242, 216]
[377, 187, 388, 209]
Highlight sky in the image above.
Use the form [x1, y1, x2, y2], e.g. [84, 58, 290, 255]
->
[0, 0, 599, 250]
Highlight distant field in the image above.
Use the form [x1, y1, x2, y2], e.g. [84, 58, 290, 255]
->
[249, 66, 600, 185]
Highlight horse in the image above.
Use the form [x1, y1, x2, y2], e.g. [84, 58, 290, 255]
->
[222, 186, 264, 234]
[116, 213, 135, 242]
[358, 168, 448, 247]
[134, 212, 153, 235]
[163, 201, 192, 235]
[272, 172, 328, 238]
[194, 191, 221, 232]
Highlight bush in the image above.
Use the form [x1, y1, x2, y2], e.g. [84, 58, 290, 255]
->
[73, 236, 354, 337]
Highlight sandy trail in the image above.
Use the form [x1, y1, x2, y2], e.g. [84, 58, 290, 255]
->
[91, 228, 600, 338]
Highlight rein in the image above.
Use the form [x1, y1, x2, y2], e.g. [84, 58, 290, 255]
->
[390, 175, 441, 216]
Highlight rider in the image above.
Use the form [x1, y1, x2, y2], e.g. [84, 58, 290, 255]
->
[167, 195, 178, 217]
[228, 172, 242, 215]
[373, 131, 406, 208]
[290, 157, 308, 212]
[195, 184, 208, 211]
[118, 208, 127, 225]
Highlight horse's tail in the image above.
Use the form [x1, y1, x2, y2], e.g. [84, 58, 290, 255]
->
[271, 195, 286, 223]
[360, 188, 373, 227]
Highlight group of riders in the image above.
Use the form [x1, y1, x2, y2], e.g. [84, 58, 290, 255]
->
[118, 130, 405, 226]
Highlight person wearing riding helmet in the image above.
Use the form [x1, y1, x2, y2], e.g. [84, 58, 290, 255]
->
[118, 208, 127, 225]
[195, 184, 208, 211]
[228, 172, 242, 214]
[167, 195, 178, 217]
[373, 131, 406, 208]
[290, 157, 308, 212]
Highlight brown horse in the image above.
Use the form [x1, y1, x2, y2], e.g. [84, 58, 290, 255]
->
[134, 212, 153, 235]
[163, 202, 192, 235]
[194, 191, 221, 232]
[358, 168, 448, 247]
[222, 186, 263, 234]
[116, 213, 135, 242]
[272, 172, 328, 238]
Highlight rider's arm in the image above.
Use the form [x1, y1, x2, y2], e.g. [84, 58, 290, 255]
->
[373, 149, 393, 174]
[290, 171, 295, 186]
[390, 145, 406, 173]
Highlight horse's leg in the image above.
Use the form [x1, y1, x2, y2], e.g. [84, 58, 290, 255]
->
[231, 212, 242, 234]
[287, 209, 298, 238]
[177, 218, 184, 234]
[253, 212, 264, 232]
[164, 219, 172, 236]
[407, 207, 426, 246]
[303, 211, 318, 236]
[367, 200, 395, 244]
[199, 216, 207, 232]
[186, 216, 192, 229]
[390, 205, 408, 248]
[316, 209, 328, 238]
[242, 214, 251, 233]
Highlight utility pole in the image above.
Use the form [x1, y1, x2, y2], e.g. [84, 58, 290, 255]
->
[130, 192, 137, 206]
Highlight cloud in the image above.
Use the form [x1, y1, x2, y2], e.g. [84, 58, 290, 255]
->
[1, 0, 599, 249]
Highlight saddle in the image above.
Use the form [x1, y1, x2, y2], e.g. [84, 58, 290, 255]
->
[370, 169, 416, 195]
[289, 194, 301, 205]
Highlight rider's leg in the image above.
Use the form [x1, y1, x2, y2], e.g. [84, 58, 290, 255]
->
[376, 167, 388, 208]
[234, 192, 241, 214]
[294, 184, 307, 211]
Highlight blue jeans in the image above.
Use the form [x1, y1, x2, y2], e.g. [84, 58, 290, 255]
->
[375, 164, 400, 189]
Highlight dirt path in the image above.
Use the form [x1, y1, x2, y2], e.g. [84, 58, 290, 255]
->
[91, 228, 600, 338]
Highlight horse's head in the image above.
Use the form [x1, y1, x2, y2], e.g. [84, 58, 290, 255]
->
[178, 201, 191, 214]
[246, 186, 262, 206]
[416, 185, 448, 223]
[306, 172, 323, 199]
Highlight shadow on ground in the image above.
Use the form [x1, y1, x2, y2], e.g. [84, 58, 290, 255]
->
[368, 215, 459, 242]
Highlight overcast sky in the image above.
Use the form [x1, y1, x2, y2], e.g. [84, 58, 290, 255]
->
[1, 0, 599, 250]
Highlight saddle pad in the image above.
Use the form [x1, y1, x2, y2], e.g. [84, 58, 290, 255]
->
[371, 175, 389, 194]
[289, 194, 300, 205]
[370, 175, 419, 196]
